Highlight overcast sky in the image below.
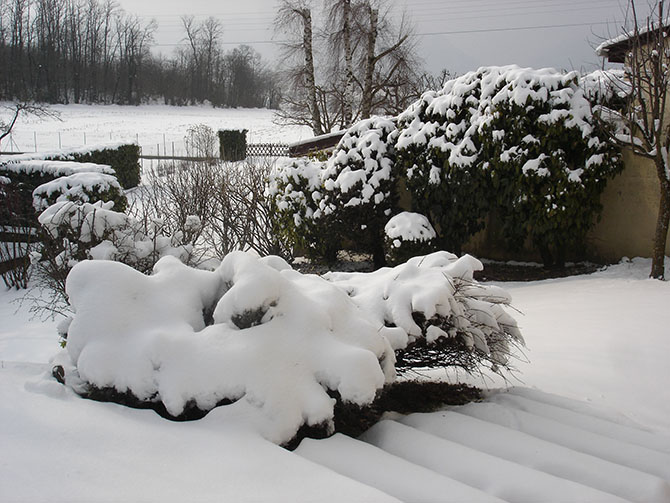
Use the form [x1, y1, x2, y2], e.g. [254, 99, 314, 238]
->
[114, 0, 642, 74]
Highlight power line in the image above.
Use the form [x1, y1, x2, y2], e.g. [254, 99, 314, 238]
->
[152, 19, 621, 47]
[418, 20, 618, 37]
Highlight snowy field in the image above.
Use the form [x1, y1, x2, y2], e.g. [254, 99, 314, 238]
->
[0, 103, 313, 156]
[2, 258, 670, 501]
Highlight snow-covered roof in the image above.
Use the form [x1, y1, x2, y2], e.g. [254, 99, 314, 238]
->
[596, 24, 670, 63]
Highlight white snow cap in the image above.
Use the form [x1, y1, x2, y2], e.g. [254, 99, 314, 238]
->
[384, 212, 436, 245]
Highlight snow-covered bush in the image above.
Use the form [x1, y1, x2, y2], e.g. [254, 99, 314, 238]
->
[269, 157, 341, 262]
[476, 67, 622, 266]
[325, 251, 523, 375]
[54, 250, 521, 445]
[33, 200, 199, 313]
[319, 117, 399, 266]
[269, 117, 400, 265]
[32, 172, 127, 213]
[57, 252, 397, 445]
[0, 160, 118, 229]
[396, 65, 622, 265]
[383, 211, 436, 265]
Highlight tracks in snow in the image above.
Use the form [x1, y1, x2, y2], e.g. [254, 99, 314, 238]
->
[296, 387, 670, 503]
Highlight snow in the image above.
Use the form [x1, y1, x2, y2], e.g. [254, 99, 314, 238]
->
[359, 420, 629, 502]
[296, 434, 506, 503]
[2, 257, 670, 501]
[399, 409, 669, 502]
[384, 211, 436, 245]
[0, 103, 313, 156]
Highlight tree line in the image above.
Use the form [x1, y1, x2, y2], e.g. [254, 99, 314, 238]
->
[0, 0, 280, 107]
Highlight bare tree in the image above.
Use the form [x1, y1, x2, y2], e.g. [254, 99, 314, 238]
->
[275, 0, 324, 135]
[357, 4, 420, 118]
[0, 103, 60, 145]
[274, 0, 422, 134]
[598, 0, 670, 278]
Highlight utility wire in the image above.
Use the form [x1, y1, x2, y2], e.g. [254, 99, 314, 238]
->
[153, 19, 621, 47]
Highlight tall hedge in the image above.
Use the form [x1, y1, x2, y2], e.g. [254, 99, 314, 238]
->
[218, 129, 247, 162]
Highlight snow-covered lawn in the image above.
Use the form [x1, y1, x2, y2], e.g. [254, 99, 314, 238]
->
[2, 257, 670, 502]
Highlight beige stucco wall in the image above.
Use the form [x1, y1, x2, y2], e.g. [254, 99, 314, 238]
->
[586, 148, 669, 262]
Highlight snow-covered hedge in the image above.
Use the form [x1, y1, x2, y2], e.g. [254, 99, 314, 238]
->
[55, 250, 522, 445]
[33, 172, 127, 213]
[326, 252, 523, 374]
[58, 252, 397, 444]
[0, 143, 140, 189]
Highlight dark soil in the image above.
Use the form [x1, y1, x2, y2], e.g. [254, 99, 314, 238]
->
[473, 261, 602, 282]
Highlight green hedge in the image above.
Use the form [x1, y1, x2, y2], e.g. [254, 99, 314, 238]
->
[218, 130, 247, 162]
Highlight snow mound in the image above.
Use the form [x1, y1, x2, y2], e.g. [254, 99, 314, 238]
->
[384, 212, 436, 245]
[60, 252, 396, 444]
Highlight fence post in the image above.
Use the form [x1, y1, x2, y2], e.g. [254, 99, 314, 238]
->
[58, 132, 62, 149]
[34, 132, 37, 152]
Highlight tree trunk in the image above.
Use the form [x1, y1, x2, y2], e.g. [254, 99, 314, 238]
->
[361, 7, 378, 119]
[651, 178, 670, 279]
[342, 0, 354, 125]
[301, 8, 323, 136]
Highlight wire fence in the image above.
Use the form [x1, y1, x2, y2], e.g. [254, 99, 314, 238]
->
[0, 131, 292, 159]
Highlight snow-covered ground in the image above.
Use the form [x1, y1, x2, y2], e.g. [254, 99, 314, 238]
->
[2, 257, 670, 502]
[0, 103, 313, 156]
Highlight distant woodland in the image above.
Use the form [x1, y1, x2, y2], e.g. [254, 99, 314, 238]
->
[0, 0, 281, 108]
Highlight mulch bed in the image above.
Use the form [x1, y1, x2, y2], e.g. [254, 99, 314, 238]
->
[473, 261, 602, 282]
